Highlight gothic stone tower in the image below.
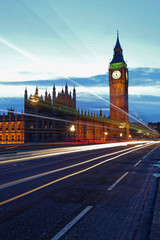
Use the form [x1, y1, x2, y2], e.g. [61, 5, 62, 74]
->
[109, 33, 129, 139]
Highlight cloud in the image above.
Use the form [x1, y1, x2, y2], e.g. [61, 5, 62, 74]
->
[0, 67, 160, 122]
[0, 67, 160, 87]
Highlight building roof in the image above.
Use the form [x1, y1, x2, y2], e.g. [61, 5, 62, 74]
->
[114, 32, 121, 50]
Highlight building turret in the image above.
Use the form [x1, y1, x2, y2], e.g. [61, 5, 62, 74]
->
[73, 86, 76, 108]
[48, 93, 51, 104]
[35, 87, 38, 98]
[65, 82, 68, 94]
[45, 90, 48, 102]
[73, 86, 76, 98]
[24, 87, 28, 101]
[99, 109, 102, 118]
[53, 84, 56, 103]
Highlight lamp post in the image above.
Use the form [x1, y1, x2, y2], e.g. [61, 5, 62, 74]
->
[69, 125, 76, 141]
[104, 132, 108, 141]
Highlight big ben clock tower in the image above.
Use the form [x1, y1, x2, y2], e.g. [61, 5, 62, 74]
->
[109, 32, 129, 139]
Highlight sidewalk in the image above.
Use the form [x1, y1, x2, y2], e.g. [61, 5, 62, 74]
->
[149, 177, 160, 240]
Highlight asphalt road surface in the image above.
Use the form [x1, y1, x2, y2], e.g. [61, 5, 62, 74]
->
[0, 141, 160, 240]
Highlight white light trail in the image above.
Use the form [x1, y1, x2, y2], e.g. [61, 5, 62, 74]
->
[0, 108, 159, 138]
[0, 141, 153, 164]
[0, 143, 147, 189]
[0, 141, 156, 206]
[0, 38, 44, 63]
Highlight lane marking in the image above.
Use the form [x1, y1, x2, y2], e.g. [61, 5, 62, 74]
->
[50, 206, 93, 240]
[133, 160, 142, 168]
[0, 142, 156, 206]
[107, 172, 129, 191]
[142, 145, 158, 160]
[107, 145, 159, 191]
[0, 144, 147, 190]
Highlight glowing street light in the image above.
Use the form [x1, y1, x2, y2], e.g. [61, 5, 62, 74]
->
[104, 132, 108, 135]
[70, 125, 75, 132]
[120, 133, 123, 137]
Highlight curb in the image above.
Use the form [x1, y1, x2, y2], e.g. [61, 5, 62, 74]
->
[149, 177, 160, 240]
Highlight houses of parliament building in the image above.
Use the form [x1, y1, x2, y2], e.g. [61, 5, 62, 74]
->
[0, 34, 130, 144]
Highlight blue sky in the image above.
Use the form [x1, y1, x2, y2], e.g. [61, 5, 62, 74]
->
[0, 0, 160, 122]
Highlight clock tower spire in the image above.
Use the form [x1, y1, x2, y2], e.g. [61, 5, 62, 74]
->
[110, 31, 126, 65]
[109, 33, 129, 139]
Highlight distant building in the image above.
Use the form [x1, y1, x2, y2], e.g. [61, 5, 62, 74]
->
[24, 84, 76, 143]
[0, 110, 24, 144]
[148, 122, 160, 134]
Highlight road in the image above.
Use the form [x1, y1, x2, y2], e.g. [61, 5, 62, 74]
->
[0, 141, 160, 240]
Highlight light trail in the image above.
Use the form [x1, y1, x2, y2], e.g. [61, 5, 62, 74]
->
[0, 141, 156, 206]
[0, 143, 146, 190]
[0, 141, 154, 164]
[0, 109, 139, 136]
[0, 38, 44, 63]
[0, 108, 113, 131]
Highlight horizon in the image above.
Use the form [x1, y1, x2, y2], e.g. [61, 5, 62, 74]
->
[0, 67, 160, 123]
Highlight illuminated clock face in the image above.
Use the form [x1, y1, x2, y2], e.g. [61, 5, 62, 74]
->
[112, 70, 121, 79]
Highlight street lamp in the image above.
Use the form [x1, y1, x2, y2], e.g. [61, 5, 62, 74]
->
[104, 132, 108, 136]
[69, 125, 76, 142]
[120, 133, 123, 137]
[70, 125, 75, 132]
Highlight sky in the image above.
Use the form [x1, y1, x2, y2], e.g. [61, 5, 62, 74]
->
[0, 0, 160, 122]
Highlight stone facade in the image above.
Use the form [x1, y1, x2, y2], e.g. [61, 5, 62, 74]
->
[76, 110, 110, 142]
[0, 110, 24, 144]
